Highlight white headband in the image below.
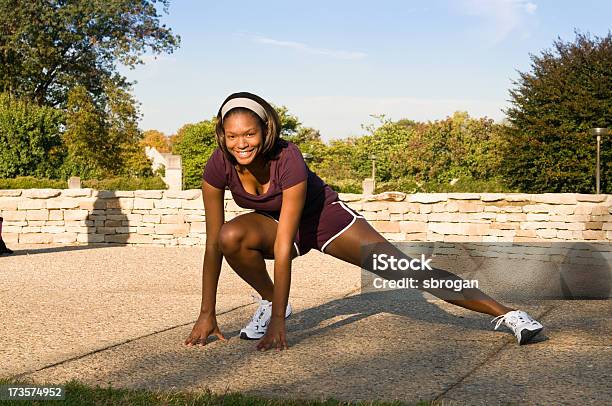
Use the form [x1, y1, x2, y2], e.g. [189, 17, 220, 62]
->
[221, 98, 268, 122]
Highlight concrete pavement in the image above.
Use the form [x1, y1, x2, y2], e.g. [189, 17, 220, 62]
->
[0, 244, 610, 405]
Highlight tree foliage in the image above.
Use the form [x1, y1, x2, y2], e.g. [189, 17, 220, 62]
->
[0, 0, 180, 108]
[0, 93, 64, 178]
[172, 120, 217, 189]
[142, 129, 171, 153]
[503, 31, 612, 193]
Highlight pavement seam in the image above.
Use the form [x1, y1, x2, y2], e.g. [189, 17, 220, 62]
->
[432, 304, 557, 403]
[11, 302, 255, 381]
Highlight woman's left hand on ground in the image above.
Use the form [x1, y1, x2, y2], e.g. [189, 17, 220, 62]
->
[256, 316, 288, 351]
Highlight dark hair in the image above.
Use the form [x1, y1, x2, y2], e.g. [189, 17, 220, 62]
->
[215, 92, 281, 164]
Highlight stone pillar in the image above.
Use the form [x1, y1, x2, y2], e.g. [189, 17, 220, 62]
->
[68, 177, 81, 189]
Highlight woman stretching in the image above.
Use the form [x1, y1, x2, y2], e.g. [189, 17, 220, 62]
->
[184, 92, 544, 351]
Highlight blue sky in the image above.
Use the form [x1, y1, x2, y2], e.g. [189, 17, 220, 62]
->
[120, 0, 612, 141]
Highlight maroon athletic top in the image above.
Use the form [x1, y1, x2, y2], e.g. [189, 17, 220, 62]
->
[202, 140, 338, 216]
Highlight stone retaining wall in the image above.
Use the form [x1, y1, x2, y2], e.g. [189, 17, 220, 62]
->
[0, 190, 611, 246]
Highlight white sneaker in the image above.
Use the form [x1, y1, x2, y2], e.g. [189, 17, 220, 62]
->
[491, 310, 544, 345]
[239, 298, 292, 340]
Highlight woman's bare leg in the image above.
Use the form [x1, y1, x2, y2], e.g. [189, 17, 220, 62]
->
[324, 218, 513, 317]
[218, 212, 297, 301]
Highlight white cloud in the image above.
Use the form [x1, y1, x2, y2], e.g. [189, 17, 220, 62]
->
[251, 35, 367, 60]
[458, 0, 538, 44]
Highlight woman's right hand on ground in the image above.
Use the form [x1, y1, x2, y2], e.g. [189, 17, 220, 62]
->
[184, 313, 226, 346]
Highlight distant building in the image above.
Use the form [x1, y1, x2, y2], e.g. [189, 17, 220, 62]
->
[145, 147, 183, 190]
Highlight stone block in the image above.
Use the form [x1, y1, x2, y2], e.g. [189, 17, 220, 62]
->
[480, 193, 505, 202]
[592, 206, 609, 215]
[427, 213, 456, 222]
[583, 230, 606, 240]
[362, 211, 377, 221]
[26, 210, 49, 221]
[137, 226, 155, 235]
[576, 194, 607, 202]
[556, 230, 574, 239]
[23, 189, 61, 199]
[585, 221, 603, 230]
[2, 233, 19, 243]
[445, 235, 481, 243]
[126, 234, 155, 244]
[155, 199, 182, 209]
[185, 214, 206, 222]
[419, 205, 432, 214]
[134, 190, 164, 199]
[166, 190, 201, 200]
[526, 213, 549, 221]
[408, 193, 447, 203]
[399, 221, 428, 233]
[178, 237, 201, 246]
[387, 202, 418, 214]
[370, 221, 400, 233]
[0, 198, 19, 210]
[182, 199, 204, 209]
[504, 194, 532, 202]
[18, 199, 46, 210]
[532, 193, 577, 204]
[78, 233, 105, 243]
[189, 222, 206, 233]
[2, 225, 22, 233]
[62, 188, 93, 197]
[535, 229, 557, 239]
[53, 233, 77, 243]
[159, 215, 180, 224]
[142, 215, 161, 224]
[457, 202, 484, 212]
[2, 210, 26, 221]
[19, 233, 53, 244]
[133, 198, 155, 210]
[154, 223, 189, 236]
[574, 204, 595, 215]
[77, 199, 96, 210]
[105, 234, 129, 243]
[337, 193, 362, 202]
[523, 204, 551, 213]
[404, 232, 427, 241]
[402, 213, 427, 221]
[380, 232, 405, 241]
[362, 201, 388, 212]
[0, 190, 21, 197]
[63, 210, 90, 221]
[448, 193, 480, 200]
[104, 220, 122, 227]
[48, 210, 63, 220]
[47, 199, 80, 209]
[550, 205, 575, 215]
[28, 220, 46, 226]
[41, 226, 65, 233]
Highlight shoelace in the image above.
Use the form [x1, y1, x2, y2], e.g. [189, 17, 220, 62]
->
[491, 311, 531, 330]
[247, 295, 271, 328]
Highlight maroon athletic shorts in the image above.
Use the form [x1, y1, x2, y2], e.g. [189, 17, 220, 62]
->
[256, 199, 364, 256]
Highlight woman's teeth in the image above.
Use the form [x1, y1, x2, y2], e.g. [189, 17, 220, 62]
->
[237, 150, 253, 158]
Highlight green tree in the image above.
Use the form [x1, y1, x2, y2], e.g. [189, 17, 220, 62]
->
[0, 0, 180, 108]
[503, 31, 612, 193]
[142, 129, 171, 153]
[63, 83, 152, 178]
[0, 93, 64, 178]
[172, 120, 217, 189]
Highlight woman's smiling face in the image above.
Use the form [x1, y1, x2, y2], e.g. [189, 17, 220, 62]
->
[223, 111, 264, 166]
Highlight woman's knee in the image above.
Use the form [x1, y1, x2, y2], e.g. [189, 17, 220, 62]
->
[218, 222, 247, 255]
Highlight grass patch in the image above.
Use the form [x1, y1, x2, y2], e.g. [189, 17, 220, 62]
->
[0, 176, 167, 190]
[0, 378, 432, 406]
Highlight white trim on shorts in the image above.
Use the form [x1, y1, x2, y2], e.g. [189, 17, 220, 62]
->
[320, 201, 365, 253]
[254, 212, 301, 256]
